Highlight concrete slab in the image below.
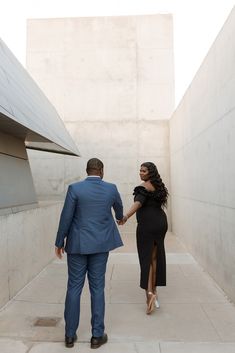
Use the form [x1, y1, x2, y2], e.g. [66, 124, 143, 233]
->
[201, 302, 235, 341]
[28, 341, 160, 353]
[0, 232, 235, 352]
[166, 253, 196, 264]
[29, 342, 80, 352]
[158, 280, 227, 304]
[110, 280, 144, 303]
[160, 342, 235, 353]
[105, 303, 220, 342]
[111, 264, 140, 281]
[135, 341, 161, 353]
[109, 253, 139, 265]
[0, 339, 29, 353]
[15, 273, 66, 304]
[0, 301, 64, 340]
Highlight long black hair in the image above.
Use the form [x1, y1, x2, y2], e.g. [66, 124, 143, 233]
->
[141, 162, 169, 207]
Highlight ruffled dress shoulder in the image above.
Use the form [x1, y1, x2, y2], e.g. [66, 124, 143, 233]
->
[133, 185, 162, 207]
[133, 185, 149, 196]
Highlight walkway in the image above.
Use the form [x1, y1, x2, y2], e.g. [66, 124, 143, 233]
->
[0, 230, 235, 353]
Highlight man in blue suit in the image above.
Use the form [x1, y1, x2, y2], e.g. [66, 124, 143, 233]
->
[55, 158, 124, 349]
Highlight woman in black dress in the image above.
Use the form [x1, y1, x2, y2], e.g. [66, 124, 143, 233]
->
[121, 162, 168, 314]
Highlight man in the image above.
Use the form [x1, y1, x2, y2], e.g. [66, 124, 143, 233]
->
[55, 158, 124, 349]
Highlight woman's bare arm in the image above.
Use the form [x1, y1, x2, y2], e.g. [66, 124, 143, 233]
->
[118, 201, 142, 224]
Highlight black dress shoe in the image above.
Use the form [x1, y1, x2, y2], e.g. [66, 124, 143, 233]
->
[65, 333, 77, 348]
[90, 333, 108, 349]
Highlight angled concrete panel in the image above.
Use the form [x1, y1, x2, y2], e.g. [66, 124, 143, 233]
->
[0, 38, 80, 156]
[0, 38, 80, 210]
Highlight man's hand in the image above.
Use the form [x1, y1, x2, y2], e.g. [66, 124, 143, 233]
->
[55, 246, 64, 259]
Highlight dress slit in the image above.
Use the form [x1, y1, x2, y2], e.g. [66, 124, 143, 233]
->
[138, 237, 166, 289]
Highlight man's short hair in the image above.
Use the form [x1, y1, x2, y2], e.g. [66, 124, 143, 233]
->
[86, 158, 104, 173]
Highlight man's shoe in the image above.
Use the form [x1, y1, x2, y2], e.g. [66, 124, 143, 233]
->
[90, 333, 108, 349]
[65, 334, 77, 348]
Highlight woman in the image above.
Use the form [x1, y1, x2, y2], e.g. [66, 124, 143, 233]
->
[121, 162, 168, 314]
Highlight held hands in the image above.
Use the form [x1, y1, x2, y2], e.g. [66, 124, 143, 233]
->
[117, 215, 128, 225]
[117, 202, 139, 226]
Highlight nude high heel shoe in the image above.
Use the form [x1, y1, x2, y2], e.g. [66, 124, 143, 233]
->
[146, 292, 156, 315]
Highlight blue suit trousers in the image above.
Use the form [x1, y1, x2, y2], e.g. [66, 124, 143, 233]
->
[64, 252, 109, 337]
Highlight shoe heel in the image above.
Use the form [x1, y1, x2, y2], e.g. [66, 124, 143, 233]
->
[155, 298, 160, 308]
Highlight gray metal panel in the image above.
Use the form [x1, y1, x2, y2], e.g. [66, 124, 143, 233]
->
[0, 38, 80, 156]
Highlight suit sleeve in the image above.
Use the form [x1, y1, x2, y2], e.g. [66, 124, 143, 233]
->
[112, 185, 124, 220]
[55, 185, 76, 248]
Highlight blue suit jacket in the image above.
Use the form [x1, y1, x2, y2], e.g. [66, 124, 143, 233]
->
[55, 177, 124, 254]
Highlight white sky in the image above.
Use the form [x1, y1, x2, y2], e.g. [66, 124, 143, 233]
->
[0, 0, 234, 107]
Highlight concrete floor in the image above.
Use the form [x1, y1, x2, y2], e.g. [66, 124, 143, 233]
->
[0, 231, 235, 352]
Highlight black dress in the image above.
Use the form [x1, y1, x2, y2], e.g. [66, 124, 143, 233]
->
[134, 186, 168, 289]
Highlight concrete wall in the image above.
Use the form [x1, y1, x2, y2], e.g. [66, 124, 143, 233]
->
[169, 7, 235, 302]
[26, 15, 174, 214]
[0, 131, 37, 211]
[0, 202, 62, 308]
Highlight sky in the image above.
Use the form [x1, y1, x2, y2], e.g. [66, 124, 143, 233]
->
[0, 0, 234, 107]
